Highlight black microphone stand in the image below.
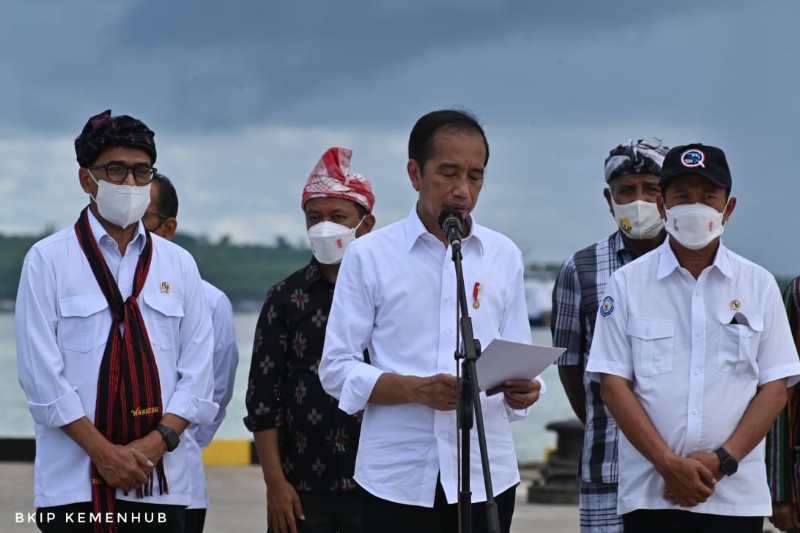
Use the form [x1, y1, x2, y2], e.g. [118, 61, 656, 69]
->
[450, 235, 500, 533]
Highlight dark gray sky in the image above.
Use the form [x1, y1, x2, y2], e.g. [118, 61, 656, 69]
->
[1, 0, 798, 276]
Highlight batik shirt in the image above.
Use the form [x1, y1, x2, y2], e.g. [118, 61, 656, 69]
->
[244, 259, 361, 492]
[551, 231, 636, 484]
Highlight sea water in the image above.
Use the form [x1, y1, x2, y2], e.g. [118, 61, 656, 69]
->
[0, 312, 576, 463]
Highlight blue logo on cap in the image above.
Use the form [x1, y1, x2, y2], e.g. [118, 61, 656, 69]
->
[600, 296, 615, 318]
[681, 149, 706, 168]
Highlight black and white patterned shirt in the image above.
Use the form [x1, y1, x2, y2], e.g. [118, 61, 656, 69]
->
[551, 232, 637, 484]
[244, 260, 362, 492]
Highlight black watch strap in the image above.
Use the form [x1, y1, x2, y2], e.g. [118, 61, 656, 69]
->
[154, 424, 180, 452]
[714, 447, 738, 476]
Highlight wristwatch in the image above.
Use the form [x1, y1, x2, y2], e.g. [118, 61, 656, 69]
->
[714, 447, 738, 476]
[154, 424, 180, 452]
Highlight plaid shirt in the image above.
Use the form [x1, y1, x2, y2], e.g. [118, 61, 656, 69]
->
[551, 232, 637, 484]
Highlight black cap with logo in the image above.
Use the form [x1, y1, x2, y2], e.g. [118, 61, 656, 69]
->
[659, 143, 732, 192]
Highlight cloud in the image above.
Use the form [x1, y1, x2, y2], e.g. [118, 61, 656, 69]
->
[0, 0, 751, 134]
[2, 0, 800, 279]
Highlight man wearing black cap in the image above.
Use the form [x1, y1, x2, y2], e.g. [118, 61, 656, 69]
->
[552, 138, 668, 532]
[16, 110, 217, 532]
[585, 144, 800, 531]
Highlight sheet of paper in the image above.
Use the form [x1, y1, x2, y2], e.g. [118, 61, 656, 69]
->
[474, 339, 565, 391]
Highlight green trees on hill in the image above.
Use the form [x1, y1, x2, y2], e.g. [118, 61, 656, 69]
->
[0, 234, 41, 301]
[172, 234, 310, 306]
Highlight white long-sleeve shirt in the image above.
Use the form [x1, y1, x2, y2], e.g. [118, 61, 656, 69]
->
[320, 206, 538, 507]
[16, 210, 217, 507]
[185, 280, 239, 509]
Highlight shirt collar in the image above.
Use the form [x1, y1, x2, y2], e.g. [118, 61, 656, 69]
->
[403, 204, 485, 256]
[303, 258, 328, 289]
[612, 231, 632, 260]
[656, 238, 733, 280]
[87, 207, 146, 254]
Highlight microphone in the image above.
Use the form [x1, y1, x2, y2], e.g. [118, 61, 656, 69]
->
[438, 207, 464, 250]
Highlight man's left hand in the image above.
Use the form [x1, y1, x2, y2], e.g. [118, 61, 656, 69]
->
[663, 451, 725, 505]
[488, 379, 541, 410]
[126, 431, 168, 471]
[686, 451, 724, 481]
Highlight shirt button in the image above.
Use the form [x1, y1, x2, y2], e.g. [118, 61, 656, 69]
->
[692, 409, 699, 415]
[695, 332, 701, 338]
[694, 368, 701, 375]
[644, 329, 651, 337]
[695, 292, 701, 297]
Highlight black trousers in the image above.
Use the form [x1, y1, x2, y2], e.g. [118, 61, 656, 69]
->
[267, 490, 362, 533]
[623, 509, 763, 533]
[360, 480, 517, 533]
[184, 508, 206, 533]
[36, 501, 186, 533]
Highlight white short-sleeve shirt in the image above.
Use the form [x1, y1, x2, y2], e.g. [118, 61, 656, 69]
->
[586, 240, 800, 517]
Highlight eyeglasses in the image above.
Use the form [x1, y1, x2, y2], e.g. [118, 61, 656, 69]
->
[87, 163, 157, 185]
[144, 211, 169, 232]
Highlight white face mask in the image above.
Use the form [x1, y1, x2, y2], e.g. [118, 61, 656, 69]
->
[611, 199, 664, 240]
[89, 170, 151, 229]
[664, 202, 728, 250]
[307, 218, 364, 265]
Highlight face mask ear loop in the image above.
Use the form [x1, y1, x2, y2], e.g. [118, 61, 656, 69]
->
[721, 197, 731, 226]
[353, 215, 366, 232]
[87, 169, 100, 204]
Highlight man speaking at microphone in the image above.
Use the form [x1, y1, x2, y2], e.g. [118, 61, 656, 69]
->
[320, 109, 542, 533]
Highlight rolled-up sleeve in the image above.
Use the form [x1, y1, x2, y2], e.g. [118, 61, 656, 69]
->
[499, 251, 542, 420]
[165, 260, 218, 425]
[319, 244, 383, 415]
[196, 291, 239, 448]
[17, 247, 87, 428]
[551, 256, 584, 366]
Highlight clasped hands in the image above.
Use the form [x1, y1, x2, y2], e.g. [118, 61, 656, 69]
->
[91, 431, 167, 493]
[659, 451, 723, 508]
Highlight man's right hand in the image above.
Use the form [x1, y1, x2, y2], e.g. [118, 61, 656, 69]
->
[92, 444, 153, 493]
[415, 373, 458, 411]
[659, 454, 716, 507]
[266, 477, 304, 533]
[770, 501, 800, 531]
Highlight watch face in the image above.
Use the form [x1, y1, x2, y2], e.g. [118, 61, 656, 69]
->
[157, 425, 180, 451]
[165, 430, 179, 451]
[722, 458, 738, 475]
[716, 448, 738, 476]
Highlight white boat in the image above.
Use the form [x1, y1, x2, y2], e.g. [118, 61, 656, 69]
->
[525, 273, 554, 327]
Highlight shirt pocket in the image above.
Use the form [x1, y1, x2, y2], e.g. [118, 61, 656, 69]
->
[717, 312, 762, 376]
[628, 317, 674, 377]
[58, 295, 110, 353]
[140, 291, 185, 350]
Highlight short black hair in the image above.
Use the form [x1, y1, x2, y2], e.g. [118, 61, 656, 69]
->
[151, 173, 179, 218]
[408, 109, 489, 169]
